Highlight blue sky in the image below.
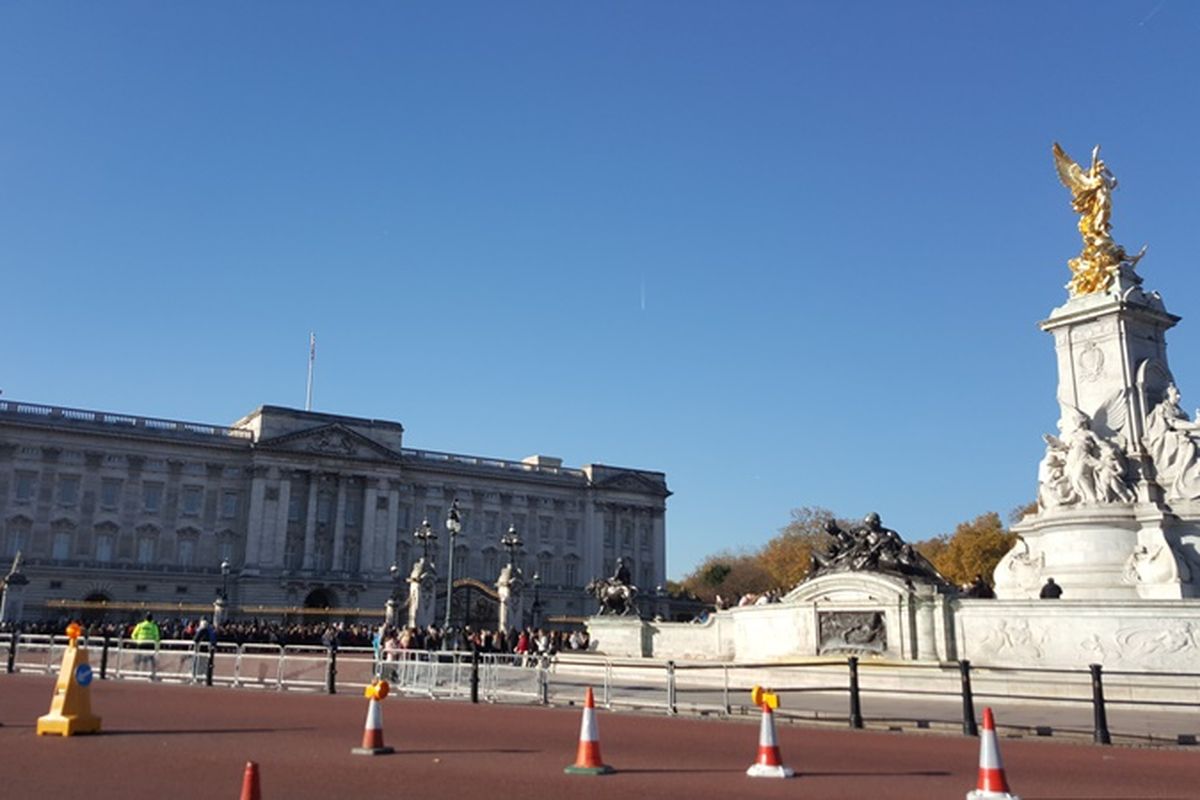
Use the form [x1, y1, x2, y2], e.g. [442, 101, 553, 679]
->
[3, 2, 1199, 579]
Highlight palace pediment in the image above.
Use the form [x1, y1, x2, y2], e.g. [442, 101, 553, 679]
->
[255, 423, 403, 463]
[591, 470, 671, 498]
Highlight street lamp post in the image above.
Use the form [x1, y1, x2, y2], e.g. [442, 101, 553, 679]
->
[214, 559, 232, 629]
[500, 524, 522, 566]
[389, 564, 402, 599]
[386, 563, 402, 626]
[443, 500, 462, 633]
[411, 519, 437, 630]
[531, 571, 541, 629]
[413, 518, 436, 562]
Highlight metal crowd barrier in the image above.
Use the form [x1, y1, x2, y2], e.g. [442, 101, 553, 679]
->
[4, 632, 1198, 744]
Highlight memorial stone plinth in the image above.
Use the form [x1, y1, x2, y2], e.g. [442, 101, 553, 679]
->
[496, 563, 524, 633]
[407, 557, 436, 629]
[998, 266, 1199, 599]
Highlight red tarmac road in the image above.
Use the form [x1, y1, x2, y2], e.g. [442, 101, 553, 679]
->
[0, 673, 1195, 799]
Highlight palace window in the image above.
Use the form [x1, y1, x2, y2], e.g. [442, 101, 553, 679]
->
[284, 538, 300, 570]
[221, 491, 239, 519]
[100, 479, 122, 510]
[58, 475, 80, 506]
[343, 539, 359, 572]
[13, 471, 36, 502]
[143, 483, 163, 513]
[5, 519, 31, 557]
[95, 535, 114, 563]
[52, 531, 71, 560]
[181, 486, 203, 515]
[537, 552, 554, 583]
[177, 539, 196, 567]
[137, 536, 156, 564]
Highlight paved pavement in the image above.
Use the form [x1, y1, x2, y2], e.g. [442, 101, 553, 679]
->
[2, 673, 1198, 799]
[540, 660, 1200, 745]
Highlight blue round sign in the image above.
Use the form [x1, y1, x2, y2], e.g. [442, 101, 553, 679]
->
[75, 663, 93, 687]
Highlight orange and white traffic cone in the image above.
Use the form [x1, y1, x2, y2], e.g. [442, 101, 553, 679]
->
[746, 702, 795, 778]
[564, 687, 614, 775]
[967, 707, 1020, 799]
[239, 761, 261, 800]
[351, 679, 395, 756]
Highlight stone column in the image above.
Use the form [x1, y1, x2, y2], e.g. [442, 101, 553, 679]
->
[332, 475, 348, 572]
[583, 497, 605, 584]
[359, 478, 379, 575]
[302, 472, 318, 569]
[242, 465, 269, 573]
[271, 474, 292, 568]
[913, 585, 939, 661]
[651, 507, 667, 589]
[384, 481, 401, 568]
[213, 596, 227, 628]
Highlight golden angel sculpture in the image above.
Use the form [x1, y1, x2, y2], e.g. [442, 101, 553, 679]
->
[1052, 142, 1145, 296]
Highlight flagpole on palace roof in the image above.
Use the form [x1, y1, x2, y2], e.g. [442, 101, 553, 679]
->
[305, 331, 315, 412]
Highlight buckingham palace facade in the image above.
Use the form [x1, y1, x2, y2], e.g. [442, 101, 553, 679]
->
[0, 399, 669, 624]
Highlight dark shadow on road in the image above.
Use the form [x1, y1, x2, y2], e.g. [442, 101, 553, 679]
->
[399, 748, 539, 755]
[613, 768, 744, 775]
[105, 727, 317, 736]
[803, 770, 952, 778]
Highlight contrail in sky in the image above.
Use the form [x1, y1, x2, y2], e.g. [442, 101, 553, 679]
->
[1139, 0, 1166, 26]
[640, 275, 646, 311]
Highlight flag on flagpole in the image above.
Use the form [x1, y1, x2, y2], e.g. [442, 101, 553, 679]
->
[305, 332, 316, 411]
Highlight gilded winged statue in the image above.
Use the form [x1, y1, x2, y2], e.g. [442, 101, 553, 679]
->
[1052, 142, 1144, 296]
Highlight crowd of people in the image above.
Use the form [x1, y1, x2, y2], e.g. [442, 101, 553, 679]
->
[0, 616, 591, 655]
[959, 573, 997, 598]
[711, 589, 786, 610]
[375, 624, 589, 658]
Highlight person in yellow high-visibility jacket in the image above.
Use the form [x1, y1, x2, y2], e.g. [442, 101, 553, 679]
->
[130, 613, 161, 679]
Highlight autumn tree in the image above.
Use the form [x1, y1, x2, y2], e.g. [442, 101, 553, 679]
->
[680, 504, 1027, 605]
[919, 511, 1018, 586]
[680, 551, 773, 603]
[759, 506, 838, 589]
